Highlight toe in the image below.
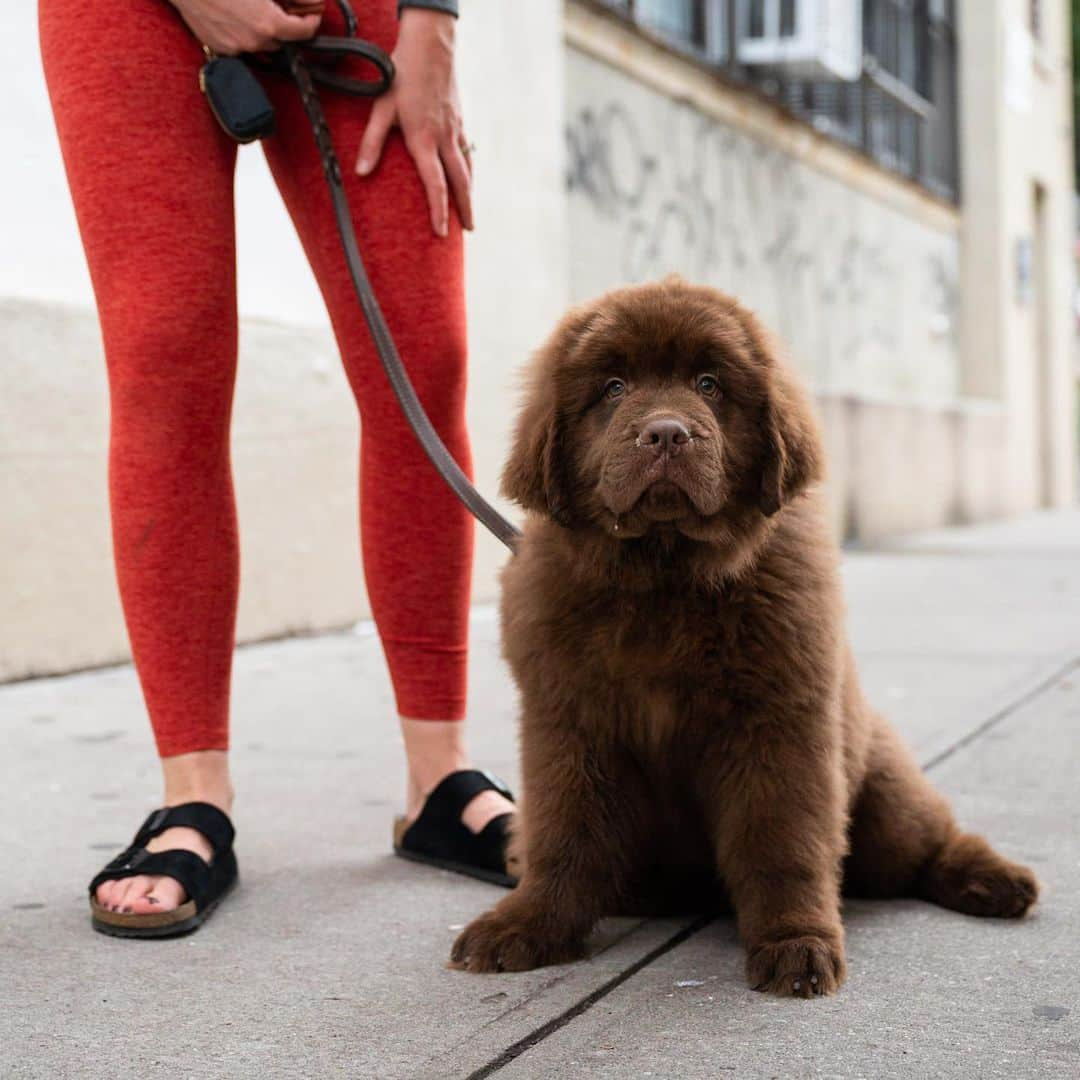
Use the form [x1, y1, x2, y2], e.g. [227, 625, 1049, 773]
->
[100, 877, 126, 911]
[107, 879, 132, 912]
[119, 875, 158, 914]
[147, 875, 187, 912]
[128, 881, 165, 914]
[153, 876, 186, 911]
[112, 877, 141, 913]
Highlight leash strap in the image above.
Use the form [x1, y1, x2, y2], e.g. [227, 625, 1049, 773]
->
[280, 42, 522, 553]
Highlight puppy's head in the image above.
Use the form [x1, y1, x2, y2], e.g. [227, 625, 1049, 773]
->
[502, 278, 822, 554]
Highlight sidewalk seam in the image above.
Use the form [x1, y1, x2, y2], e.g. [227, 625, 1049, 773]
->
[463, 915, 714, 1080]
[921, 656, 1080, 773]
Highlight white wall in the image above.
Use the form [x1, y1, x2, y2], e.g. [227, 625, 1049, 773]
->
[1, 0, 568, 679]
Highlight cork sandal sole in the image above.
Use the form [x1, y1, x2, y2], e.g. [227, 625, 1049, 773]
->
[89, 875, 237, 939]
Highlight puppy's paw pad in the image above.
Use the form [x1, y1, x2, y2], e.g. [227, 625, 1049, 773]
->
[450, 912, 584, 974]
[747, 934, 846, 998]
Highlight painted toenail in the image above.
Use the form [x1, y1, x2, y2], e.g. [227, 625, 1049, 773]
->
[147, 897, 159, 905]
[122, 907, 133, 914]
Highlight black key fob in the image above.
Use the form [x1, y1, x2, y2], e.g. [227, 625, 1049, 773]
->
[199, 56, 276, 143]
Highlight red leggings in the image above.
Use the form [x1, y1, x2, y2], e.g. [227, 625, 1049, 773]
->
[40, 0, 474, 756]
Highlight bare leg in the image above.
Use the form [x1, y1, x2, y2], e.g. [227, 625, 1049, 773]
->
[399, 717, 514, 831]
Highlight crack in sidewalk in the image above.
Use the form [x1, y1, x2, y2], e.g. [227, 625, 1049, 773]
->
[921, 657, 1080, 773]
[464, 915, 714, 1080]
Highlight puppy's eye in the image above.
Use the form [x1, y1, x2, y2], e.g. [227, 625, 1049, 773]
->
[696, 373, 721, 399]
[604, 378, 627, 401]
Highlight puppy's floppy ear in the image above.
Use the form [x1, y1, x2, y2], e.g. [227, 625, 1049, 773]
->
[500, 308, 594, 525]
[499, 378, 575, 525]
[757, 361, 824, 518]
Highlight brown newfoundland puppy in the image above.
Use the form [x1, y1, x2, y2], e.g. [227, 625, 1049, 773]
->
[451, 278, 1037, 996]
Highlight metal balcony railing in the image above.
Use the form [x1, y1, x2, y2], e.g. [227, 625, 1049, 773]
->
[594, 0, 960, 202]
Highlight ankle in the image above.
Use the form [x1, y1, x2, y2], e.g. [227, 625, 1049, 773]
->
[164, 787, 235, 816]
[160, 750, 234, 816]
[399, 717, 469, 798]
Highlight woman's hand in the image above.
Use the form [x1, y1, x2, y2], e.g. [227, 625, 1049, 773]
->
[172, 0, 321, 56]
[356, 9, 473, 237]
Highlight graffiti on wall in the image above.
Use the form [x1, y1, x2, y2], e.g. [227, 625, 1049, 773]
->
[565, 58, 960, 400]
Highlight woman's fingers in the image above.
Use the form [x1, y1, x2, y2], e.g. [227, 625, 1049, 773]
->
[265, 8, 321, 45]
[405, 134, 450, 237]
[269, 9, 321, 41]
[279, 1, 325, 13]
[441, 136, 474, 232]
[173, 0, 321, 55]
[356, 96, 396, 177]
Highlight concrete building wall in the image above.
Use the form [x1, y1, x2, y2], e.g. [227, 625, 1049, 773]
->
[1, 1, 567, 680]
[565, 50, 961, 405]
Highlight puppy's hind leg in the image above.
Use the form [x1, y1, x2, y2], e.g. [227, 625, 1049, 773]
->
[844, 719, 1038, 918]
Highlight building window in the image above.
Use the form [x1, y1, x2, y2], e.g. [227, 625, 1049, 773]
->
[748, 0, 766, 37]
[594, 0, 960, 202]
[635, 0, 708, 50]
[780, 0, 797, 37]
[745, 0, 798, 39]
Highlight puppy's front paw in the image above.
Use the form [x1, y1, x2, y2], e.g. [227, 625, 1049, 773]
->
[747, 933, 846, 998]
[450, 910, 584, 973]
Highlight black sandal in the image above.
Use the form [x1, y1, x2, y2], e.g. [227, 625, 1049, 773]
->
[88, 801, 238, 938]
[393, 770, 519, 888]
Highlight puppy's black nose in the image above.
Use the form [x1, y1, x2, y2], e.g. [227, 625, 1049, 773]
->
[638, 417, 691, 456]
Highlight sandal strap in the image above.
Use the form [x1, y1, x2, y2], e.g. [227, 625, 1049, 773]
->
[131, 801, 234, 856]
[88, 802, 235, 905]
[88, 849, 213, 908]
[418, 770, 515, 825]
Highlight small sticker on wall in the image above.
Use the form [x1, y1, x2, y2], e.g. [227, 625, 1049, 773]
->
[1015, 236, 1033, 305]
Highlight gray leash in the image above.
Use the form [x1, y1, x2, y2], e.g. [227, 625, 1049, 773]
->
[282, 42, 522, 553]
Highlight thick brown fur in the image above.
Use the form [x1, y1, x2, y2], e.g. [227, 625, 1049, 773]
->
[451, 279, 1038, 996]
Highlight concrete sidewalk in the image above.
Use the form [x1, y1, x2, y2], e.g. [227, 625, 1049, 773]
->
[4, 510, 1080, 1079]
